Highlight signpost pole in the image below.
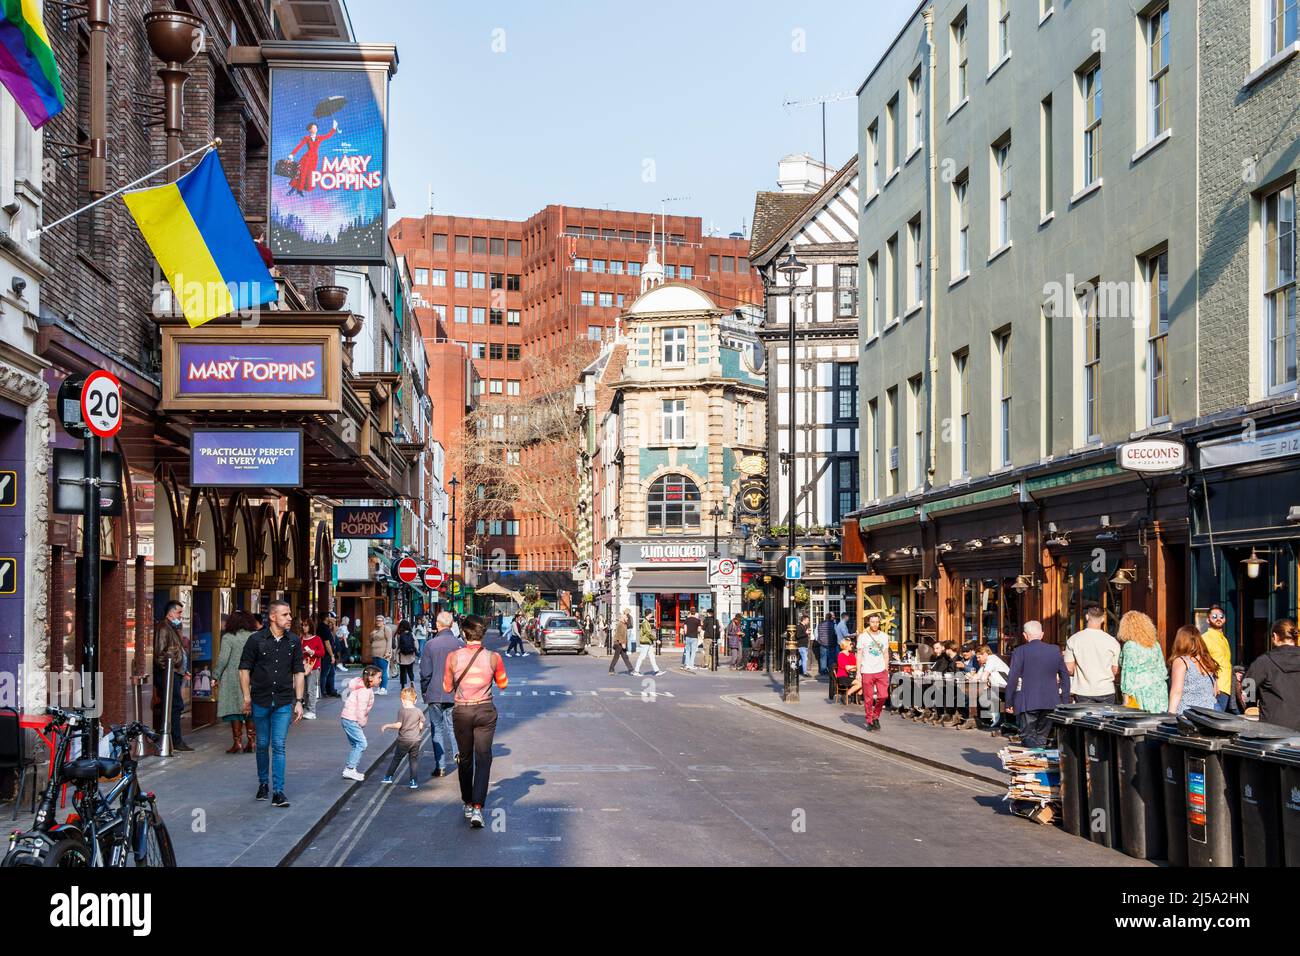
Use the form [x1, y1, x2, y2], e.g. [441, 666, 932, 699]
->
[81, 433, 101, 754]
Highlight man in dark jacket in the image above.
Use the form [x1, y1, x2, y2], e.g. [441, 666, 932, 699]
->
[1004, 620, 1070, 748]
[420, 610, 464, 777]
[702, 608, 721, 670]
[816, 612, 837, 681]
[608, 610, 635, 675]
[153, 601, 193, 752]
[1242, 618, 1300, 731]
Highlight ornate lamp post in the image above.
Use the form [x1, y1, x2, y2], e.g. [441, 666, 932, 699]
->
[775, 250, 807, 703]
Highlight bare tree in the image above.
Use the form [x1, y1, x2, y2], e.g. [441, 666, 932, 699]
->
[453, 340, 599, 563]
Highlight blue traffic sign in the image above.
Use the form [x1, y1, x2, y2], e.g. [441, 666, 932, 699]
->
[785, 555, 803, 580]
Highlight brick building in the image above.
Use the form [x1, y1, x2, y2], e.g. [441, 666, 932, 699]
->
[391, 206, 762, 577]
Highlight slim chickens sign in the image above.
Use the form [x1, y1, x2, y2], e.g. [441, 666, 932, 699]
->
[266, 44, 398, 265]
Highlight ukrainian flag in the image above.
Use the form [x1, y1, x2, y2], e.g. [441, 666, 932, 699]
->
[124, 150, 277, 328]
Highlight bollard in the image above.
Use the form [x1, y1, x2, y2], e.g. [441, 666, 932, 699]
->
[159, 657, 175, 758]
[130, 675, 147, 758]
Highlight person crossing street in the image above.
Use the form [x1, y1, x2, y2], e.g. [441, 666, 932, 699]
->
[609, 610, 635, 675]
[633, 616, 665, 676]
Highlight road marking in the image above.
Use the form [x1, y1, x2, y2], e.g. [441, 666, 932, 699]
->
[528, 836, 562, 842]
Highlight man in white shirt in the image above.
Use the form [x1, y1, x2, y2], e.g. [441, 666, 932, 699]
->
[856, 612, 893, 732]
[835, 612, 851, 646]
[1063, 605, 1121, 704]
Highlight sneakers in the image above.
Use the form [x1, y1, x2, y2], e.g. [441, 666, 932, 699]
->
[302, 711, 317, 720]
[631, 671, 642, 677]
[173, 742, 194, 752]
[408, 779, 418, 790]
[271, 792, 290, 808]
[256, 783, 270, 801]
[653, 670, 666, 676]
[470, 807, 484, 829]
[380, 776, 394, 785]
[463, 803, 474, 819]
[342, 767, 365, 782]
[376, 687, 389, 696]
[870, 719, 881, 731]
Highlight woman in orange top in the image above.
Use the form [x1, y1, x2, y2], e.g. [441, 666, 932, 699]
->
[443, 615, 508, 829]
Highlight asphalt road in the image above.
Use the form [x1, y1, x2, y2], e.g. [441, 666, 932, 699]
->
[292, 634, 1143, 867]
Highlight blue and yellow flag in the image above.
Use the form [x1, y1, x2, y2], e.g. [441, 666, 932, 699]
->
[124, 150, 277, 328]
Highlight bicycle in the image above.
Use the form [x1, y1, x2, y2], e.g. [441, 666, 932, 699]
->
[3, 706, 177, 867]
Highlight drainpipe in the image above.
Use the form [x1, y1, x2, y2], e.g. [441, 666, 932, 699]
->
[923, 7, 939, 485]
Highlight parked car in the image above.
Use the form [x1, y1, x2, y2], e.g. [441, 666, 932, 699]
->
[539, 616, 586, 655]
[535, 609, 567, 643]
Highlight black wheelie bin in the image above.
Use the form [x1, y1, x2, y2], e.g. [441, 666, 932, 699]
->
[1100, 710, 1172, 861]
[1223, 730, 1300, 867]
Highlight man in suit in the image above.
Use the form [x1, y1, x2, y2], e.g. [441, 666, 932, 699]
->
[1004, 620, 1071, 748]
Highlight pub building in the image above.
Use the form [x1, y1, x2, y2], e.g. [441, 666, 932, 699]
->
[842, 450, 1190, 657]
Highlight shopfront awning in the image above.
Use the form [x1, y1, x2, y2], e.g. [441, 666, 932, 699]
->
[627, 569, 711, 593]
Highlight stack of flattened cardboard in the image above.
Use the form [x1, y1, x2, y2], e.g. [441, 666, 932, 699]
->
[999, 746, 1061, 823]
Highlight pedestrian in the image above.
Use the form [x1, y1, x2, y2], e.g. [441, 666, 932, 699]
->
[796, 614, 810, 676]
[238, 599, 304, 807]
[816, 612, 837, 681]
[1004, 621, 1070, 748]
[413, 615, 430, 657]
[213, 610, 258, 754]
[1201, 605, 1235, 712]
[335, 616, 352, 669]
[726, 613, 744, 669]
[443, 615, 508, 829]
[1241, 618, 1300, 730]
[298, 616, 323, 719]
[1117, 610, 1168, 713]
[633, 616, 665, 676]
[370, 614, 392, 695]
[419, 610, 463, 778]
[609, 610, 635, 675]
[1168, 625, 1219, 715]
[1064, 604, 1121, 704]
[682, 608, 702, 670]
[153, 600, 193, 752]
[506, 614, 527, 657]
[380, 686, 427, 788]
[340, 665, 382, 781]
[702, 607, 720, 670]
[856, 612, 892, 731]
[395, 619, 418, 689]
[835, 612, 852, 648]
[319, 614, 341, 696]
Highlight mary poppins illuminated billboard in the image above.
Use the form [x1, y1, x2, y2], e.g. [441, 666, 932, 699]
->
[267, 47, 396, 265]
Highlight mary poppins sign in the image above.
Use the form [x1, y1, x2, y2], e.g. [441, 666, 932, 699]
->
[333, 505, 395, 540]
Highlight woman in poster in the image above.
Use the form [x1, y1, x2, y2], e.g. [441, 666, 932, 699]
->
[287, 118, 338, 195]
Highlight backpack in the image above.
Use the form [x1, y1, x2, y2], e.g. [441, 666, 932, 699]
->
[398, 630, 416, 656]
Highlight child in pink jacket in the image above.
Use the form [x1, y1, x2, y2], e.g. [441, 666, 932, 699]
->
[340, 665, 382, 781]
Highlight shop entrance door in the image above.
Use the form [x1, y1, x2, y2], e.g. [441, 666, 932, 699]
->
[653, 593, 695, 647]
[1232, 547, 1278, 665]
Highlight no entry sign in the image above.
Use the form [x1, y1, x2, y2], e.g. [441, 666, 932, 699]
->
[423, 565, 444, 589]
[81, 370, 123, 439]
[395, 556, 418, 583]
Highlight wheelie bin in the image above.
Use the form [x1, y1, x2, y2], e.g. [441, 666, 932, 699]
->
[1049, 703, 1129, 840]
[1149, 720, 1189, 867]
[1075, 706, 1137, 849]
[1223, 731, 1300, 867]
[1100, 711, 1171, 861]
[1265, 741, 1300, 866]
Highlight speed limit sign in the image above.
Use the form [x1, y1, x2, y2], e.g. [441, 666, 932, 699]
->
[80, 370, 123, 439]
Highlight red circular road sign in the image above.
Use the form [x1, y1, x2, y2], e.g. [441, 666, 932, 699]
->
[80, 370, 123, 439]
[395, 556, 419, 583]
[423, 565, 444, 589]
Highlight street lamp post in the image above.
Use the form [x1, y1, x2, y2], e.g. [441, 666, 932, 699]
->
[709, 501, 726, 558]
[449, 475, 459, 614]
[776, 251, 806, 703]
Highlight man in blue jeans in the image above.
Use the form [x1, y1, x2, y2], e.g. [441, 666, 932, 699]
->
[239, 599, 304, 808]
[419, 610, 463, 777]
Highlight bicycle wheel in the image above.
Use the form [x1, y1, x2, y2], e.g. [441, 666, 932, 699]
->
[2, 836, 91, 867]
[137, 813, 177, 867]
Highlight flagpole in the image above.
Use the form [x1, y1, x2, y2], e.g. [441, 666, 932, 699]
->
[28, 137, 222, 240]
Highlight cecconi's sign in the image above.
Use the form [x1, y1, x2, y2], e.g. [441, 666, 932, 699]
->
[1116, 439, 1187, 473]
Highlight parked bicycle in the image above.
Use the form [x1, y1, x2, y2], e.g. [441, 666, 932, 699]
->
[3, 705, 177, 867]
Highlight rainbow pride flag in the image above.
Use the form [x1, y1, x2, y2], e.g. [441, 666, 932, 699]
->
[124, 150, 278, 328]
[0, 0, 65, 129]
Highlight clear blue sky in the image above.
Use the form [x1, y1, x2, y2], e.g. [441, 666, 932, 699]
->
[350, 0, 916, 233]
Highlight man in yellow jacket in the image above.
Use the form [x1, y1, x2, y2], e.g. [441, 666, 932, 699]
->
[1202, 605, 1234, 711]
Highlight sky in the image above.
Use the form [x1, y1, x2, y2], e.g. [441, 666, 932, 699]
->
[349, 0, 917, 234]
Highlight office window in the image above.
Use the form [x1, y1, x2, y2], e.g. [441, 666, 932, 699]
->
[867, 120, 880, 193]
[507, 239, 521, 256]
[431, 269, 446, 287]
[617, 293, 626, 308]
[490, 272, 504, 290]
[476, 521, 485, 536]
[455, 235, 469, 253]
[507, 310, 521, 325]
[574, 258, 589, 272]
[1081, 280, 1102, 439]
[489, 520, 502, 536]
[1081, 63, 1102, 187]
[507, 380, 521, 396]
[489, 380, 503, 394]
[580, 291, 595, 306]
[886, 233, 899, 322]
[1145, 251, 1170, 422]
[490, 237, 505, 256]
[454, 271, 468, 288]
[909, 375, 924, 489]
[866, 253, 879, 336]
[709, 255, 719, 272]
[996, 329, 1012, 467]
[994, 0, 1010, 61]
[414, 268, 429, 284]
[471, 342, 486, 359]
[454, 306, 468, 323]
[680, 265, 694, 279]
[433, 234, 448, 252]
[1264, 183, 1297, 393]
[599, 292, 614, 307]
[588, 326, 603, 342]
[1040, 95, 1054, 217]
[954, 172, 970, 274]
[909, 217, 923, 307]
[886, 386, 899, 495]
[507, 274, 520, 291]
[472, 272, 486, 289]
[507, 344, 521, 360]
[722, 256, 735, 273]
[835, 458, 859, 523]
[610, 260, 624, 275]
[472, 236, 488, 254]
[490, 309, 504, 325]
[909, 67, 923, 152]
[505, 520, 520, 534]
[472, 307, 486, 324]
[994, 136, 1011, 248]
[663, 327, 688, 364]
[646, 473, 700, 531]
[628, 261, 641, 276]
[868, 398, 880, 498]
[489, 343, 503, 360]
[835, 362, 858, 421]
[1269, 0, 1299, 56]
[593, 259, 606, 274]
[665, 264, 677, 279]
[952, 9, 969, 105]
[886, 94, 899, 174]
[954, 350, 970, 477]
[837, 265, 858, 317]
[1146, 5, 1170, 139]
[475, 380, 486, 396]
[661, 399, 687, 441]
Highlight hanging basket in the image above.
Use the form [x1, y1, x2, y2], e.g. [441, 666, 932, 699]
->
[793, 584, 811, 605]
[745, 587, 764, 602]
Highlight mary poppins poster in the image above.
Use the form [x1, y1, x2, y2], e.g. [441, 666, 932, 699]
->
[268, 65, 389, 264]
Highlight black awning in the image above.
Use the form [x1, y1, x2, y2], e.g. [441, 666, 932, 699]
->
[627, 569, 710, 593]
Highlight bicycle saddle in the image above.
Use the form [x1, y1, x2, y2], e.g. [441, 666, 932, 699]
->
[65, 757, 122, 781]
